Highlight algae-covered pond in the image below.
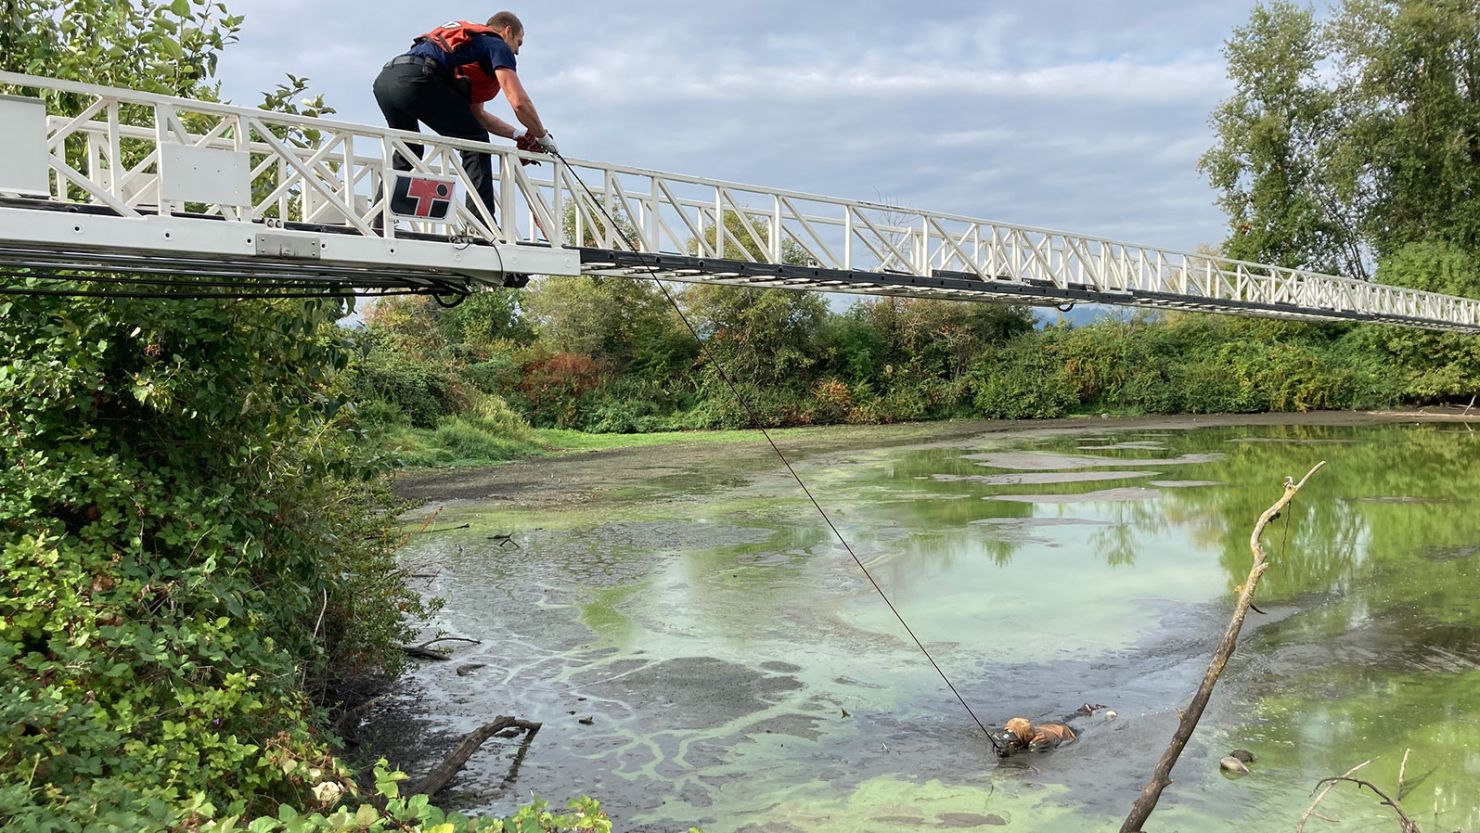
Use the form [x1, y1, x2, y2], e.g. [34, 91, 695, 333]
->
[367, 417, 1480, 832]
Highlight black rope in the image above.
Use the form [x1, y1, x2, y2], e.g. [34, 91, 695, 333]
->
[551, 150, 1002, 751]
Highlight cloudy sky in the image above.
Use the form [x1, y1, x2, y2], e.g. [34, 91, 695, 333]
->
[214, 1, 1279, 255]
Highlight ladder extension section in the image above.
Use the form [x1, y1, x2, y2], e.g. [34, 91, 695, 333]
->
[0, 71, 1476, 331]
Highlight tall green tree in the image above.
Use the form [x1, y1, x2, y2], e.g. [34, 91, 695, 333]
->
[1200, 2, 1365, 277]
[1204, 0, 1480, 279]
[1, 2, 429, 826]
[679, 211, 829, 392]
[522, 277, 684, 370]
[1330, 0, 1480, 254]
[1, 0, 244, 95]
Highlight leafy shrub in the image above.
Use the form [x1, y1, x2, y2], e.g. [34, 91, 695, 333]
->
[432, 419, 535, 462]
[577, 377, 691, 434]
[351, 348, 465, 428]
[163, 763, 615, 833]
[0, 293, 429, 824]
[681, 383, 812, 429]
[465, 351, 523, 396]
[356, 397, 413, 427]
[811, 378, 854, 424]
[846, 397, 889, 425]
[461, 392, 537, 444]
[969, 340, 1081, 419]
[584, 397, 665, 434]
[519, 352, 605, 428]
[881, 382, 930, 422]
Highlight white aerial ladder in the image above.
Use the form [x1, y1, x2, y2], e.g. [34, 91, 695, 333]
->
[0, 71, 1477, 331]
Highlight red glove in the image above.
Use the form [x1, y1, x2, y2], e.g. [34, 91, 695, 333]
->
[515, 131, 543, 166]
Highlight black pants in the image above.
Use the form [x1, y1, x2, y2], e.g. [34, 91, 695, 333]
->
[372, 61, 497, 222]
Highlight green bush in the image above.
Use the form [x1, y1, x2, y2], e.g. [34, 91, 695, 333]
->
[356, 398, 413, 427]
[351, 346, 465, 428]
[578, 378, 690, 434]
[810, 378, 854, 424]
[161, 763, 616, 833]
[881, 383, 930, 422]
[431, 419, 533, 463]
[681, 382, 813, 429]
[0, 294, 429, 825]
[461, 392, 537, 443]
[374, 393, 542, 468]
[465, 351, 523, 396]
[517, 351, 605, 428]
[969, 340, 1081, 419]
[584, 397, 664, 434]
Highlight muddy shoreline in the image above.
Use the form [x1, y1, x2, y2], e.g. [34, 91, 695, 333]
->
[374, 409, 1480, 831]
[393, 410, 1474, 506]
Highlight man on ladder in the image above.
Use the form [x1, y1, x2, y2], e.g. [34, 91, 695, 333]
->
[373, 11, 556, 228]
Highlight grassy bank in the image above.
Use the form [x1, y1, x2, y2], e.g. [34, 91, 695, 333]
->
[382, 417, 860, 469]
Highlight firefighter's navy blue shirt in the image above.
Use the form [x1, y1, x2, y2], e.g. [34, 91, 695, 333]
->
[407, 31, 517, 77]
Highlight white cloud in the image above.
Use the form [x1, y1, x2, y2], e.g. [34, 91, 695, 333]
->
[210, 0, 1266, 253]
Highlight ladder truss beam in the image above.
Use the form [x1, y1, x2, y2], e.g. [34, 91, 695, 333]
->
[0, 72, 1476, 332]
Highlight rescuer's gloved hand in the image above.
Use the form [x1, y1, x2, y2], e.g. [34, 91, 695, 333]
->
[514, 130, 543, 166]
[534, 132, 558, 155]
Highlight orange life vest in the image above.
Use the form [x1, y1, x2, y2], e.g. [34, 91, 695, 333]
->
[414, 20, 504, 103]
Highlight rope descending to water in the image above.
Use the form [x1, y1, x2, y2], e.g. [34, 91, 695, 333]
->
[552, 150, 1003, 753]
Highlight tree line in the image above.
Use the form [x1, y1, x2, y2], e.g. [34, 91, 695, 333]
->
[356, 0, 1480, 460]
[355, 268, 1477, 466]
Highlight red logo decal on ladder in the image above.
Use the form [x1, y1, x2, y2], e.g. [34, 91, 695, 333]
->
[389, 174, 456, 221]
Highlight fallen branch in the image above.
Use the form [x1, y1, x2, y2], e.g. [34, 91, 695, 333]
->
[417, 637, 481, 648]
[500, 722, 540, 785]
[1298, 759, 1372, 833]
[402, 646, 450, 661]
[413, 523, 472, 535]
[1120, 462, 1326, 833]
[411, 716, 541, 797]
[1312, 777, 1420, 833]
[402, 636, 482, 661]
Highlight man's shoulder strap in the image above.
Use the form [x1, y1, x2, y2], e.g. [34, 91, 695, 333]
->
[414, 20, 500, 52]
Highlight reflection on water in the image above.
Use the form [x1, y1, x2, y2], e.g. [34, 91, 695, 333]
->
[367, 422, 1480, 832]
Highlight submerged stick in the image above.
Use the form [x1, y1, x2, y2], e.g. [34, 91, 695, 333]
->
[1298, 759, 1372, 833]
[414, 523, 472, 534]
[411, 716, 542, 797]
[1312, 777, 1421, 833]
[1120, 462, 1326, 833]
